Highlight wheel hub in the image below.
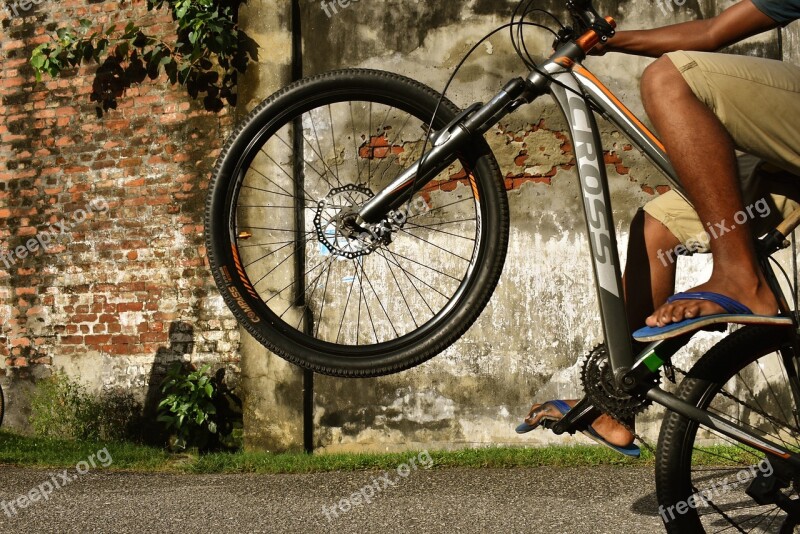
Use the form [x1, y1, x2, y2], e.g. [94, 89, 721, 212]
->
[314, 184, 389, 259]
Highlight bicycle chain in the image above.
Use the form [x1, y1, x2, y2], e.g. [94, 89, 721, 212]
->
[581, 343, 800, 454]
[580, 345, 657, 455]
[598, 357, 797, 531]
[642, 364, 767, 531]
[683, 366, 800, 440]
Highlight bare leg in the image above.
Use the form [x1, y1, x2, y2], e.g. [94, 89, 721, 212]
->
[624, 210, 680, 331]
[526, 211, 681, 447]
[640, 56, 778, 328]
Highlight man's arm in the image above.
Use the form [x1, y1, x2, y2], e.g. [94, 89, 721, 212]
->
[605, 0, 780, 57]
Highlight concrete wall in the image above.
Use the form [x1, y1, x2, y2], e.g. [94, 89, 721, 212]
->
[2, 0, 797, 452]
[235, 0, 799, 452]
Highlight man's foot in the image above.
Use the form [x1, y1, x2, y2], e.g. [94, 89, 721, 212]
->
[521, 399, 635, 448]
[645, 274, 779, 328]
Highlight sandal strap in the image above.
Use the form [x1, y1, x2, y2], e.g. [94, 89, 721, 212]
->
[666, 291, 752, 315]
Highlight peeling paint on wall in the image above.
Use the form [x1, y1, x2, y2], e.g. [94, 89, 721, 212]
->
[278, 1, 800, 452]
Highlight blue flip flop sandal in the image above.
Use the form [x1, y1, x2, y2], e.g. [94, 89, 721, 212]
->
[516, 400, 641, 458]
[633, 291, 793, 343]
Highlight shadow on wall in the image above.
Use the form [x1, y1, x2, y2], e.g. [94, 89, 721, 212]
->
[142, 321, 196, 443]
[142, 321, 243, 449]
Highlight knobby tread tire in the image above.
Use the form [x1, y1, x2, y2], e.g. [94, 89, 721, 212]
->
[205, 69, 509, 377]
[655, 324, 797, 533]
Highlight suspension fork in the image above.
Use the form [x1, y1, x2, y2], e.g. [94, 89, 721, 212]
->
[355, 77, 543, 225]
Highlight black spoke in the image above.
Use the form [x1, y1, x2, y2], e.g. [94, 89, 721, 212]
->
[359, 256, 399, 338]
[376, 249, 435, 315]
[380, 250, 418, 329]
[335, 262, 359, 344]
[354, 260, 377, 344]
[313, 262, 335, 338]
[384, 248, 463, 283]
[373, 111, 415, 185]
[253, 150, 318, 204]
[406, 217, 478, 229]
[402, 221, 477, 241]
[408, 197, 474, 220]
[310, 108, 345, 190]
[268, 256, 330, 306]
[328, 104, 342, 185]
[243, 240, 296, 269]
[396, 227, 473, 263]
[349, 101, 363, 183]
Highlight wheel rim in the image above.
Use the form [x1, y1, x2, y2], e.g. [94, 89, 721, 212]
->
[226, 92, 488, 354]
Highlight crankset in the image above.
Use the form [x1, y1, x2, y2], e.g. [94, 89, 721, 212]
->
[580, 344, 654, 420]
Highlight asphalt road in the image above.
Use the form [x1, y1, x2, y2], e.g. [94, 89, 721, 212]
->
[0, 466, 664, 533]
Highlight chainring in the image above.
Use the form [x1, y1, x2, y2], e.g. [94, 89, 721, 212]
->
[580, 344, 654, 420]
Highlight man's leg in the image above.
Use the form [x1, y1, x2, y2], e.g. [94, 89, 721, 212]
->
[525, 210, 680, 446]
[623, 210, 680, 330]
[639, 53, 800, 327]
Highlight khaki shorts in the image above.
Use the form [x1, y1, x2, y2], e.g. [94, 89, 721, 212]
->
[644, 51, 800, 251]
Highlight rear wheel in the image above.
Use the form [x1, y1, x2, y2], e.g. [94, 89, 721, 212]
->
[205, 69, 509, 376]
[657, 325, 800, 533]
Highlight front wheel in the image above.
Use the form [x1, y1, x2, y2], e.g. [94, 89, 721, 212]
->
[656, 325, 800, 533]
[205, 69, 509, 377]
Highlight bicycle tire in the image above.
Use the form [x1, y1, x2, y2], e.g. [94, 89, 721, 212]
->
[0, 383, 4, 428]
[205, 69, 509, 377]
[656, 324, 800, 533]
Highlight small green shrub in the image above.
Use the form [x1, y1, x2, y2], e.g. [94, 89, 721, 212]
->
[30, 374, 142, 442]
[157, 363, 218, 451]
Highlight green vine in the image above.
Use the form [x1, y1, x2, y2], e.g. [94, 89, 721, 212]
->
[30, 0, 256, 113]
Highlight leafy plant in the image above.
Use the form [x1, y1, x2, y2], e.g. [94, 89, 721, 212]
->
[29, 373, 142, 442]
[30, 0, 257, 113]
[157, 363, 218, 451]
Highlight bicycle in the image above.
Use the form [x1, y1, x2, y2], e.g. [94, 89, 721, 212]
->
[205, 0, 800, 531]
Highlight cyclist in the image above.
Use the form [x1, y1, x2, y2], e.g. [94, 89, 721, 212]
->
[520, 0, 800, 455]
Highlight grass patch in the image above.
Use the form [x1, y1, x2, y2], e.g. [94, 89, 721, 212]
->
[0, 431, 172, 471]
[0, 430, 652, 474]
[187, 444, 651, 474]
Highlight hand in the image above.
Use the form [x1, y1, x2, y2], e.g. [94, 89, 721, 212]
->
[588, 41, 610, 56]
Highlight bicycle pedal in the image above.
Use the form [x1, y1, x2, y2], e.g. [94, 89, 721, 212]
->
[551, 396, 602, 435]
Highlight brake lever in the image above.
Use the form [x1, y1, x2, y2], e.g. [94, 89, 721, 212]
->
[551, 26, 575, 50]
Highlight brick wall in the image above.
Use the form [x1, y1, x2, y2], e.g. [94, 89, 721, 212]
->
[0, 0, 241, 429]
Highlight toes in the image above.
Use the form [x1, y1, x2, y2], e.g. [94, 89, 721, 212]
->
[650, 299, 724, 328]
[524, 403, 544, 425]
[524, 403, 562, 428]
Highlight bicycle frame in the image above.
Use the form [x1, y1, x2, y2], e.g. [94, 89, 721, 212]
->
[353, 23, 800, 468]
